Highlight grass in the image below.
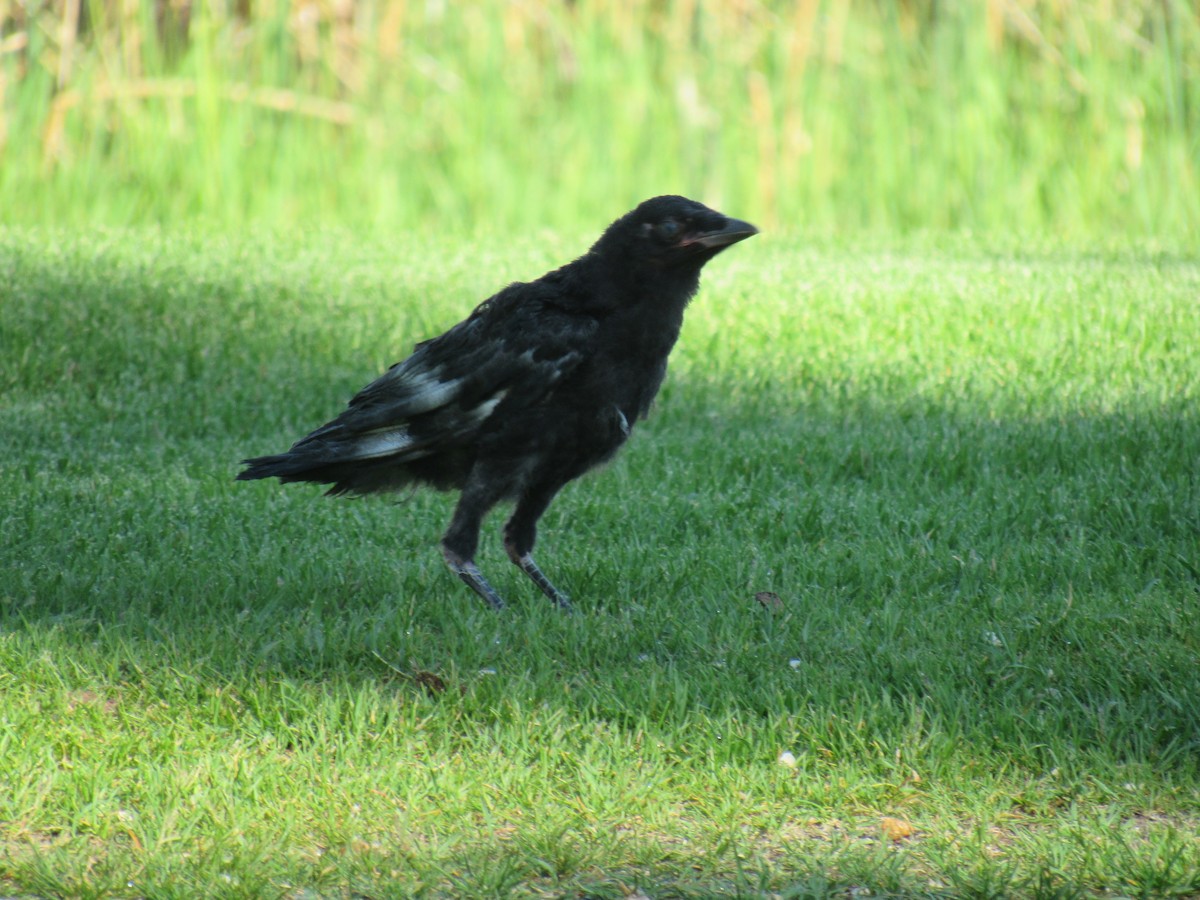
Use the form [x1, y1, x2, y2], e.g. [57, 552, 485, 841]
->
[2, 1, 1199, 235]
[1, 226, 1198, 897]
[4, 3, 1197, 895]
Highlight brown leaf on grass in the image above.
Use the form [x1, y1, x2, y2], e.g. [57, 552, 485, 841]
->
[66, 690, 120, 715]
[755, 591, 783, 611]
[412, 671, 447, 695]
[880, 817, 916, 841]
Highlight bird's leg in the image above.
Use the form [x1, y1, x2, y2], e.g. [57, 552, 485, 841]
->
[441, 546, 505, 610]
[503, 485, 572, 611]
[442, 472, 507, 610]
[509, 552, 572, 611]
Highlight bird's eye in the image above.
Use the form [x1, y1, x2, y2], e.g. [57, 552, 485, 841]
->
[656, 219, 682, 240]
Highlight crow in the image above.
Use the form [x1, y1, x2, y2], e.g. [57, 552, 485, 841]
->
[237, 195, 757, 610]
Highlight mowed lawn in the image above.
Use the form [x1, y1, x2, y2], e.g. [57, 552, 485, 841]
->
[1, 229, 1198, 898]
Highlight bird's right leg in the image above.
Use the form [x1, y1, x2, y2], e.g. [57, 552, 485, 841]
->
[441, 472, 508, 610]
[503, 483, 573, 611]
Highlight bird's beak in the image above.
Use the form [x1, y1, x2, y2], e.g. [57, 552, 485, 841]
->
[692, 217, 759, 249]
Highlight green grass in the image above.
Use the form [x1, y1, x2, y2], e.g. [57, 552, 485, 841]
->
[1, 227, 1198, 897]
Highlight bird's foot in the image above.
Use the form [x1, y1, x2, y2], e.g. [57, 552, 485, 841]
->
[511, 552, 573, 612]
[441, 547, 505, 610]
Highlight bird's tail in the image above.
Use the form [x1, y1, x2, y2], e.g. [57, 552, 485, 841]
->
[237, 425, 433, 494]
[236, 452, 319, 483]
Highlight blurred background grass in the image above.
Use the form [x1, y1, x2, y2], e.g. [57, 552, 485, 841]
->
[1, 0, 1197, 237]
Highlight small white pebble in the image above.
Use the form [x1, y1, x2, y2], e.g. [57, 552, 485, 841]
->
[478, 667, 497, 676]
[778, 751, 797, 768]
[788, 658, 802, 670]
[984, 631, 1003, 647]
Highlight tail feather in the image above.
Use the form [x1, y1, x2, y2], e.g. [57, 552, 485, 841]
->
[238, 386, 493, 494]
[239, 422, 420, 478]
[237, 452, 319, 483]
[237, 452, 421, 495]
[237, 424, 439, 495]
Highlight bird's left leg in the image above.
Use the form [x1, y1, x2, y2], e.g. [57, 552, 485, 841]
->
[503, 483, 572, 611]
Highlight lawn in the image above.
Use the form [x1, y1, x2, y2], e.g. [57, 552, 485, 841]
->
[1, 228, 1198, 898]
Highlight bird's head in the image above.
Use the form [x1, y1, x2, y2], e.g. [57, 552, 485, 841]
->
[592, 195, 758, 274]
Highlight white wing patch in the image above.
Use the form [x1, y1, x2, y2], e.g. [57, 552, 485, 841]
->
[470, 390, 508, 422]
[351, 429, 416, 459]
[399, 370, 464, 415]
[616, 407, 630, 437]
[349, 388, 507, 460]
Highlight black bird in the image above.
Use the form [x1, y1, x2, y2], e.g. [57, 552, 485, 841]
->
[238, 196, 757, 609]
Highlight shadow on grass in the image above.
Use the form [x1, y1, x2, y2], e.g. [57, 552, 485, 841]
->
[6, 366, 1200, 754]
[4, 234, 1200, 767]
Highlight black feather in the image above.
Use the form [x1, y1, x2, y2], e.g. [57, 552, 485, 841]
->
[238, 195, 757, 609]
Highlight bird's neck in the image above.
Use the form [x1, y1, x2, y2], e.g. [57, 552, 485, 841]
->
[582, 253, 702, 317]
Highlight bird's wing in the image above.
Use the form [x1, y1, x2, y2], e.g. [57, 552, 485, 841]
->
[290, 283, 596, 461]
